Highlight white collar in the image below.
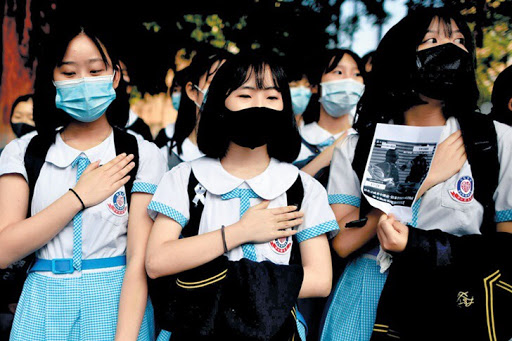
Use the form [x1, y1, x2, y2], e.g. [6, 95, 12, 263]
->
[126, 109, 139, 127]
[46, 130, 114, 168]
[172, 137, 204, 162]
[190, 157, 299, 200]
[301, 122, 347, 145]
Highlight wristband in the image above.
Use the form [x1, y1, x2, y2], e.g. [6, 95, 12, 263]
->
[69, 188, 86, 211]
[221, 225, 228, 253]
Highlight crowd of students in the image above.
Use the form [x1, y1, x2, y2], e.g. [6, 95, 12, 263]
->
[0, 6, 511, 341]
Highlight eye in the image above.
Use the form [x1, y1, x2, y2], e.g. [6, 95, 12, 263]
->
[62, 72, 75, 76]
[454, 37, 465, 45]
[238, 94, 251, 99]
[422, 38, 437, 44]
[354, 72, 361, 77]
[90, 69, 104, 74]
[267, 96, 279, 100]
[334, 70, 343, 75]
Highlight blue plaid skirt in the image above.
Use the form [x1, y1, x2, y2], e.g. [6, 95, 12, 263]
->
[320, 255, 388, 341]
[10, 266, 155, 341]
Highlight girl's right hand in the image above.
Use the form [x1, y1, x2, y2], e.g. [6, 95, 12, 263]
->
[236, 201, 303, 244]
[73, 153, 135, 208]
[424, 130, 466, 189]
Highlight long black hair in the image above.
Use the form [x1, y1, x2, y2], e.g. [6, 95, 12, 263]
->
[302, 49, 364, 124]
[197, 53, 302, 163]
[170, 46, 231, 155]
[352, 7, 479, 133]
[33, 20, 129, 142]
[490, 65, 512, 126]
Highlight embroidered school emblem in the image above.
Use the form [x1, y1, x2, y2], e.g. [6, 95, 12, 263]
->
[108, 191, 127, 216]
[270, 237, 292, 254]
[449, 176, 474, 203]
[456, 291, 474, 308]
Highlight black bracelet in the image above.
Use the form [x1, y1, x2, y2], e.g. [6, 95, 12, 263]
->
[69, 188, 86, 211]
[221, 225, 228, 253]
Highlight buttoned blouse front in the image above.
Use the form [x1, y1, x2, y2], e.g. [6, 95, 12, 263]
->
[148, 157, 339, 265]
[0, 131, 167, 276]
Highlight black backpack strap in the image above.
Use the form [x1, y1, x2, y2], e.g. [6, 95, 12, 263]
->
[351, 127, 376, 220]
[113, 127, 139, 207]
[182, 170, 205, 238]
[24, 134, 55, 218]
[458, 112, 499, 235]
[285, 175, 305, 266]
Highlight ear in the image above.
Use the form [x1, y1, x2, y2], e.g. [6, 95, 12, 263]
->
[508, 98, 512, 112]
[185, 81, 199, 103]
[311, 84, 319, 94]
[112, 64, 122, 90]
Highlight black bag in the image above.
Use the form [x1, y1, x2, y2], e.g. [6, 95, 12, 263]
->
[148, 170, 306, 340]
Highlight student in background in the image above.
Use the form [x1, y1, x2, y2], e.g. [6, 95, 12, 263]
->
[294, 49, 365, 188]
[490, 64, 512, 126]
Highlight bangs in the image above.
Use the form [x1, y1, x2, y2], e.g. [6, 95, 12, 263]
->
[232, 63, 281, 95]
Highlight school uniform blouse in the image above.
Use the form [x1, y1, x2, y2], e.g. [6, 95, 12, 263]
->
[148, 157, 339, 265]
[328, 117, 512, 236]
[295, 122, 355, 164]
[0, 130, 167, 277]
[160, 137, 205, 164]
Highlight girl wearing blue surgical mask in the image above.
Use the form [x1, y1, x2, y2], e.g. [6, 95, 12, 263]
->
[0, 22, 166, 340]
[289, 73, 313, 128]
[155, 47, 231, 170]
[294, 49, 365, 188]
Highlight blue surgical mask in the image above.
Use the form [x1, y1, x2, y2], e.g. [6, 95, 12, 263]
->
[319, 79, 365, 118]
[290, 86, 312, 116]
[53, 72, 116, 123]
[193, 85, 208, 109]
[171, 92, 181, 111]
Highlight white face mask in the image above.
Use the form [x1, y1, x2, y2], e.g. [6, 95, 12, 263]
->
[319, 79, 365, 118]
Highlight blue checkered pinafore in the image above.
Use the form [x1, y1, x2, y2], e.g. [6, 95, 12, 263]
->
[10, 156, 155, 341]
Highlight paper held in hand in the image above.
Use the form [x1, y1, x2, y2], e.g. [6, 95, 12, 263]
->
[361, 123, 444, 223]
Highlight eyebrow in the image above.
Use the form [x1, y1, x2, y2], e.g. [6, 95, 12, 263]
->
[60, 58, 105, 65]
[240, 86, 278, 90]
[426, 29, 462, 34]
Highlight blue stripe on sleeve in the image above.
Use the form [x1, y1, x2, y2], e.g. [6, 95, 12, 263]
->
[296, 220, 339, 243]
[328, 194, 361, 207]
[132, 182, 158, 194]
[147, 201, 188, 227]
[495, 209, 512, 223]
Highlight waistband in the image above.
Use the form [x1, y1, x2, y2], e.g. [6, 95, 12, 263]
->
[29, 255, 126, 274]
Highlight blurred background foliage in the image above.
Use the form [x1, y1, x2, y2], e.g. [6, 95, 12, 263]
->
[0, 0, 510, 143]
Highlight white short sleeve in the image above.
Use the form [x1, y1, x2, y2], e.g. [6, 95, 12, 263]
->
[0, 137, 32, 182]
[147, 162, 191, 227]
[295, 172, 339, 242]
[327, 134, 361, 207]
[131, 137, 168, 195]
[493, 121, 512, 222]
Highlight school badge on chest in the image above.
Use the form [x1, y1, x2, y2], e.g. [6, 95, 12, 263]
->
[270, 237, 292, 254]
[449, 176, 474, 203]
[108, 191, 127, 216]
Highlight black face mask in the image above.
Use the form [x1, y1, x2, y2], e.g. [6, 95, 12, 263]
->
[11, 122, 36, 138]
[414, 43, 473, 100]
[223, 107, 284, 149]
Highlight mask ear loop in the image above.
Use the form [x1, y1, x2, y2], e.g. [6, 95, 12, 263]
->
[193, 84, 208, 109]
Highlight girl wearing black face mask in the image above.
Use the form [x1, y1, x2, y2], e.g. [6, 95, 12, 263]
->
[321, 7, 512, 341]
[146, 54, 339, 340]
[10, 94, 36, 139]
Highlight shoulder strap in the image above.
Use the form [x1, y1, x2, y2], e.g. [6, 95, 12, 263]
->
[458, 113, 500, 235]
[351, 127, 376, 220]
[182, 170, 203, 238]
[300, 137, 320, 155]
[113, 127, 139, 207]
[286, 175, 305, 266]
[24, 134, 55, 218]
[127, 117, 153, 142]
